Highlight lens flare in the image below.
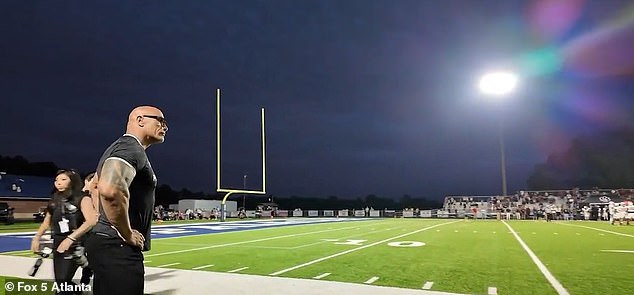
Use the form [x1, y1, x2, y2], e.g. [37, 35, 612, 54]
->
[562, 4, 634, 77]
[526, 0, 585, 41]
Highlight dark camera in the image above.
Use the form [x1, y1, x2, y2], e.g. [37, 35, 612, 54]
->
[29, 247, 52, 277]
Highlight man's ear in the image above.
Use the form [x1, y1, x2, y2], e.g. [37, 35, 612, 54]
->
[136, 115, 145, 127]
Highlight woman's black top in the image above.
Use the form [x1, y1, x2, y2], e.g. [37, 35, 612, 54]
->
[46, 192, 86, 236]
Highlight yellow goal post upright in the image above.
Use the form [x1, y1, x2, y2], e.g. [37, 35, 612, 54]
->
[216, 89, 266, 221]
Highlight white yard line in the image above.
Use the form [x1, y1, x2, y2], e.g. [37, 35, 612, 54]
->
[192, 264, 215, 270]
[233, 245, 295, 250]
[313, 272, 331, 279]
[289, 240, 334, 249]
[558, 223, 634, 238]
[157, 262, 181, 268]
[148, 220, 408, 257]
[502, 221, 569, 295]
[364, 277, 379, 284]
[146, 226, 359, 257]
[600, 250, 634, 253]
[288, 224, 415, 250]
[153, 241, 229, 247]
[227, 266, 249, 273]
[422, 282, 434, 290]
[487, 287, 497, 295]
[269, 221, 460, 276]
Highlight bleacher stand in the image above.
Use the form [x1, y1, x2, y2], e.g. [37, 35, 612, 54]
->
[442, 188, 634, 221]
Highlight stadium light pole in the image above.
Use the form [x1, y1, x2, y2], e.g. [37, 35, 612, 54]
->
[243, 174, 247, 209]
[478, 71, 518, 197]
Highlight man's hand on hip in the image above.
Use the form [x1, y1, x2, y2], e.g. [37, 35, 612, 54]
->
[123, 229, 145, 248]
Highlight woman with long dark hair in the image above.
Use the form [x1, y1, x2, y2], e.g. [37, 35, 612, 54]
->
[56, 172, 99, 285]
[31, 169, 97, 294]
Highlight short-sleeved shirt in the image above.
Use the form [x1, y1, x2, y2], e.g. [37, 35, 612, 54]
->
[95, 134, 157, 251]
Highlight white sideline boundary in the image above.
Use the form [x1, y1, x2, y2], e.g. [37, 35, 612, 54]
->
[0, 255, 471, 295]
[502, 221, 569, 295]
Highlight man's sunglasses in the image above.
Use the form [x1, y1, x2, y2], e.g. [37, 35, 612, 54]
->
[142, 115, 168, 127]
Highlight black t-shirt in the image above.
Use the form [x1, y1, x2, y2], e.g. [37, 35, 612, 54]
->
[95, 134, 156, 251]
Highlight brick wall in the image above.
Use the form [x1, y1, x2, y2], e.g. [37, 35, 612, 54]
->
[1, 198, 49, 219]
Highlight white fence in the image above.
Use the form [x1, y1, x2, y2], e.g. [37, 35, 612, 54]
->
[222, 209, 514, 219]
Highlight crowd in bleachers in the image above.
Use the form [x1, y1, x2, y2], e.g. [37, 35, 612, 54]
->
[153, 205, 219, 221]
[443, 188, 634, 221]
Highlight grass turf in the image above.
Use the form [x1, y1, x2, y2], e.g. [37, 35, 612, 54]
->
[2, 219, 633, 295]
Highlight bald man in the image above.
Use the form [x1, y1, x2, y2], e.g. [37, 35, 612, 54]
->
[85, 106, 167, 295]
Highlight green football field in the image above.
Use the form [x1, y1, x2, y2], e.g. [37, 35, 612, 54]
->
[136, 219, 634, 295]
[2, 219, 633, 295]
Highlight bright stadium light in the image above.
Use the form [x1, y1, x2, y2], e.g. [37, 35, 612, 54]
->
[477, 70, 518, 197]
[478, 71, 518, 97]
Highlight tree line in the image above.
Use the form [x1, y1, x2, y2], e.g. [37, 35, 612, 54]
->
[526, 127, 634, 190]
[0, 155, 440, 209]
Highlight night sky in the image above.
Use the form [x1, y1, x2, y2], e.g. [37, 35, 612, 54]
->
[2, 0, 634, 201]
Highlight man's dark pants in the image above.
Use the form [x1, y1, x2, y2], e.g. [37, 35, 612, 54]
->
[84, 231, 144, 295]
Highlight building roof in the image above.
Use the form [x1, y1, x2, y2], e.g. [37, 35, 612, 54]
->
[0, 174, 52, 199]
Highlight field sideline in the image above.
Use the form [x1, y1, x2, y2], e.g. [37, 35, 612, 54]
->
[1, 218, 633, 295]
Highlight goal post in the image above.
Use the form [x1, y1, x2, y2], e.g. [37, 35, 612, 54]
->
[216, 89, 266, 221]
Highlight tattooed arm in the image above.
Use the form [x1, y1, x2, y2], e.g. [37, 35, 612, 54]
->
[98, 158, 144, 247]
